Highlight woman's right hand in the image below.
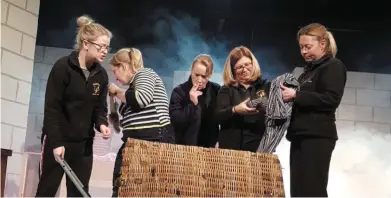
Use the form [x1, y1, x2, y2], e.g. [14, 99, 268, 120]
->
[233, 98, 258, 115]
[53, 146, 65, 161]
[189, 83, 202, 105]
[108, 83, 120, 97]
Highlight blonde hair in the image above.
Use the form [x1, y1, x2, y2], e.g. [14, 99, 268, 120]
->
[222, 46, 261, 86]
[191, 54, 214, 77]
[110, 48, 144, 72]
[297, 23, 337, 57]
[74, 15, 113, 50]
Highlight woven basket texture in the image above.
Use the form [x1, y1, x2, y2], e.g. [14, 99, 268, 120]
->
[118, 138, 285, 197]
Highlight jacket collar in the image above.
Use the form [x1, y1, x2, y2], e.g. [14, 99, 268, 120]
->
[253, 77, 268, 86]
[238, 77, 267, 89]
[186, 76, 212, 93]
[68, 51, 102, 72]
[304, 54, 332, 72]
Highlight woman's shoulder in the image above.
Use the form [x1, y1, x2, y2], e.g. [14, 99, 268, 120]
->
[52, 54, 71, 70]
[135, 67, 157, 78]
[322, 57, 346, 73]
[208, 81, 222, 90]
[220, 84, 233, 90]
[137, 67, 154, 74]
[322, 56, 344, 67]
[253, 77, 270, 87]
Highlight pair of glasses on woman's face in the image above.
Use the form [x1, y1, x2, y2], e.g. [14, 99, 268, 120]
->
[86, 40, 111, 52]
[234, 62, 252, 72]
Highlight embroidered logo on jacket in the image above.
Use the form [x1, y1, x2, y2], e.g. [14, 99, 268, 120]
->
[92, 83, 100, 96]
[257, 90, 265, 98]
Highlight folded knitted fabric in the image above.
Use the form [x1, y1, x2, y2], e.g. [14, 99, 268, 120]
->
[247, 96, 268, 110]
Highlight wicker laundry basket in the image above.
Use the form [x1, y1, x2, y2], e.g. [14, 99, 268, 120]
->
[118, 138, 285, 197]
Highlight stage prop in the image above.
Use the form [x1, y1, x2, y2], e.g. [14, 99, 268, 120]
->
[118, 139, 285, 197]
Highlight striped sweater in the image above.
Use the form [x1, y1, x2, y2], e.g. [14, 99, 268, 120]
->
[119, 68, 170, 130]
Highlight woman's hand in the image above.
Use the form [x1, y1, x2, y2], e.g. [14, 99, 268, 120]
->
[53, 146, 65, 161]
[233, 98, 258, 115]
[100, 124, 112, 140]
[280, 83, 296, 102]
[108, 83, 120, 97]
[189, 83, 202, 105]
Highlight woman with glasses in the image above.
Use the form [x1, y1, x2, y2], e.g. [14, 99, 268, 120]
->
[215, 46, 270, 152]
[36, 15, 112, 197]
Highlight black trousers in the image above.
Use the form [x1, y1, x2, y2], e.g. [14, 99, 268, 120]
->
[112, 125, 175, 197]
[36, 136, 93, 197]
[289, 136, 336, 197]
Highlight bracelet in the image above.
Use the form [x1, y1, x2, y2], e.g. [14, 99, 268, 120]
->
[232, 106, 236, 113]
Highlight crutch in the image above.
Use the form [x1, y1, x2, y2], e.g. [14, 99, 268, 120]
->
[54, 155, 92, 197]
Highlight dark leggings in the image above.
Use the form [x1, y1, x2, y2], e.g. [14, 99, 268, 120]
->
[112, 125, 175, 197]
[36, 137, 93, 197]
[290, 136, 336, 197]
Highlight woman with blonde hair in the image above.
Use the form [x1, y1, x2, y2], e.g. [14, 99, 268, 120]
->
[36, 15, 112, 197]
[107, 48, 174, 197]
[281, 23, 346, 197]
[215, 46, 270, 152]
[169, 54, 221, 147]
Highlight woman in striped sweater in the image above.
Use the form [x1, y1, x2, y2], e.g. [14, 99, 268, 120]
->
[107, 48, 175, 197]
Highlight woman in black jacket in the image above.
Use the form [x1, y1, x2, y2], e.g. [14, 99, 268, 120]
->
[215, 46, 270, 152]
[169, 54, 221, 148]
[281, 23, 347, 197]
[36, 15, 112, 197]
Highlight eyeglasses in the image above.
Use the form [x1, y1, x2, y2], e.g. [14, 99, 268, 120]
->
[86, 40, 111, 52]
[234, 62, 252, 71]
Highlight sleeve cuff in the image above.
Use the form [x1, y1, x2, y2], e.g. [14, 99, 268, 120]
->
[96, 119, 108, 131]
[222, 106, 234, 117]
[125, 88, 142, 111]
[51, 141, 64, 149]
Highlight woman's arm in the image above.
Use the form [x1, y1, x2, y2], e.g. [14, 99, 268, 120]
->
[44, 60, 67, 149]
[114, 69, 158, 112]
[114, 88, 127, 104]
[294, 60, 347, 110]
[94, 72, 109, 132]
[169, 86, 199, 129]
[214, 86, 235, 124]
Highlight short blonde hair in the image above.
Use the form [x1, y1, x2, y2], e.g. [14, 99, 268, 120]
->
[222, 46, 261, 86]
[191, 54, 214, 77]
[110, 48, 144, 72]
[74, 15, 113, 50]
[297, 23, 338, 57]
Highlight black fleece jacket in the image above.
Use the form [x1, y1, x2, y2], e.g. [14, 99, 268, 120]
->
[287, 54, 347, 140]
[42, 51, 109, 148]
[169, 77, 221, 147]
